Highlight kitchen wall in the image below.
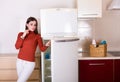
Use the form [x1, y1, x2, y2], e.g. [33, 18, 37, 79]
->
[0, 0, 76, 54]
[94, 0, 120, 51]
[78, 0, 120, 52]
[0, 0, 120, 54]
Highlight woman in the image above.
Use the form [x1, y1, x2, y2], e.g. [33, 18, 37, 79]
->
[15, 17, 50, 82]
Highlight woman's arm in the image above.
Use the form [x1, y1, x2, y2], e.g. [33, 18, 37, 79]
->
[15, 32, 24, 49]
[37, 34, 50, 52]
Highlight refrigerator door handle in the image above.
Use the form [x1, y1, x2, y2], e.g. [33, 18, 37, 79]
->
[55, 38, 79, 42]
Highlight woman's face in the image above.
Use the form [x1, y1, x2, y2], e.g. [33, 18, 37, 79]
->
[26, 21, 37, 31]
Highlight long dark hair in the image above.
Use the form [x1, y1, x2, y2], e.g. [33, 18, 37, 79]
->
[25, 17, 38, 34]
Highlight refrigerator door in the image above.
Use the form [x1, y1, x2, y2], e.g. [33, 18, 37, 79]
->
[40, 8, 77, 38]
[51, 38, 79, 82]
[41, 42, 51, 82]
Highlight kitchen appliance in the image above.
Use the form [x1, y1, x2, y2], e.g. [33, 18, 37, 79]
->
[40, 8, 79, 82]
[40, 8, 78, 38]
[108, 0, 120, 10]
[41, 37, 79, 82]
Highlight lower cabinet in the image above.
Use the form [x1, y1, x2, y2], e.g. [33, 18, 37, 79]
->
[79, 59, 114, 82]
[114, 59, 120, 82]
[0, 54, 40, 82]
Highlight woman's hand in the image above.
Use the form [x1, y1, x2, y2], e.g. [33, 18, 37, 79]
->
[45, 40, 51, 47]
[21, 30, 29, 39]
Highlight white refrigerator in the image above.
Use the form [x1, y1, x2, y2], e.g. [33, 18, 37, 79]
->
[41, 37, 79, 82]
[40, 8, 78, 82]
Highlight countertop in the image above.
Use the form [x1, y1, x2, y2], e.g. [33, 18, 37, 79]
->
[78, 52, 120, 60]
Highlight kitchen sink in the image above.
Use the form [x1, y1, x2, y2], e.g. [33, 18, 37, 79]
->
[108, 52, 120, 57]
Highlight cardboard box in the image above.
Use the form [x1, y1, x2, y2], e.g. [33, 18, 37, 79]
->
[90, 44, 107, 57]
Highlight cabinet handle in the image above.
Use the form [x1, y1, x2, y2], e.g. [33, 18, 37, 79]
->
[82, 14, 99, 16]
[89, 63, 105, 66]
[55, 38, 79, 42]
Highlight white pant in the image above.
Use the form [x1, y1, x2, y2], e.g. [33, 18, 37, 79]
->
[16, 58, 35, 82]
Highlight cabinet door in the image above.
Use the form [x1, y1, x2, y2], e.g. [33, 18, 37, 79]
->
[79, 60, 113, 82]
[114, 59, 120, 82]
[77, 0, 102, 18]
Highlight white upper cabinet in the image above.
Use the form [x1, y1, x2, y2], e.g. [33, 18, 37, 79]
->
[77, 0, 102, 18]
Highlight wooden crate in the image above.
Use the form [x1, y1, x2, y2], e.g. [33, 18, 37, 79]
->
[0, 54, 40, 82]
[90, 44, 107, 57]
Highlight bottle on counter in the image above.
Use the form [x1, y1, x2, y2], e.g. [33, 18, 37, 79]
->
[92, 39, 97, 47]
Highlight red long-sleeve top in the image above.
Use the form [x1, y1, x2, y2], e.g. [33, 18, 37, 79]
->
[15, 31, 48, 62]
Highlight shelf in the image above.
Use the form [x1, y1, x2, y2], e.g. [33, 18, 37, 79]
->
[45, 59, 51, 61]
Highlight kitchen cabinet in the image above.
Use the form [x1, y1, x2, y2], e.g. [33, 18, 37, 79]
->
[114, 59, 120, 82]
[77, 0, 102, 18]
[79, 59, 113, 82]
